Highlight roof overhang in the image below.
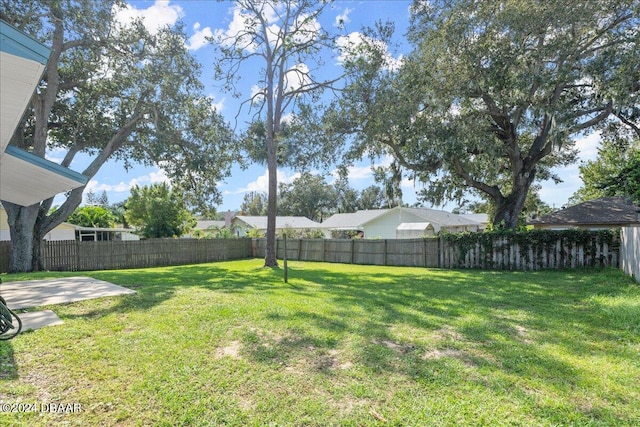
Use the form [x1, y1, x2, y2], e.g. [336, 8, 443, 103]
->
[0, 145, 88, 206]
[0, 20, 87, 206]
[397, 222, 432, 231]
[0, 20, 49, 153]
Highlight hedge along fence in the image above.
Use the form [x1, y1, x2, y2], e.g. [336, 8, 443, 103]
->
[253, 229, 620, 270]
[439, 229, 620, 270]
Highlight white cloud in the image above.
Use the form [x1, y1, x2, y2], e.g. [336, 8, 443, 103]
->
[291, 13, 321, 44]
[45, 147, 67, 164]
[330, 156, 394, 182]
[250, 84, 265, 105]
[187, 22, 213, 51]
[574, 131, 601, 162]
[86, 169, 170, 194]
[228, 169, 301, 194]
[285, 63, 311, 93]
[334, 8, 352, 28]
[114, 0, 183, 35]
[214, 6, 263, 52]
[214, 4, 322, 53]
[209, 94, 225, 112]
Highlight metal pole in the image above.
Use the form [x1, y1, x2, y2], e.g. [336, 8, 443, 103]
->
[283, 235, 288, 283]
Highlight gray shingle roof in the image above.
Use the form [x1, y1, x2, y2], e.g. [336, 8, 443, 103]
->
[234, 216, 322, 229]
[528, 196, 640, 226]
[402, 207, 482, 227]
[321, 207, 482, 229]
[320, 209, 391, 229]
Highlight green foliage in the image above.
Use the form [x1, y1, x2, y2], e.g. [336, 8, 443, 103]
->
[240, 192, 268, 216]
[278, 172, 335, 222]
[207, 226, 239, 239]
[124, 183, 196, 238]
[571, 141, 640, 204]
[67, 206, 116, 228]
[442, 228, 620, 268]
[276, 227, 325, 239]
[358, 185, 388, 210]
[276, 226, 299, 239]
[597, 149, 640, 204]
[245, 226, 265, 238]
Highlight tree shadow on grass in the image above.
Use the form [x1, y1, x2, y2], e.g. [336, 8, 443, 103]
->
[54, 262, 289, 320]
[236, 263, 639, 424]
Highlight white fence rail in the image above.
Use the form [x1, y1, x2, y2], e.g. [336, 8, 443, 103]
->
[621, 227, 640, 283]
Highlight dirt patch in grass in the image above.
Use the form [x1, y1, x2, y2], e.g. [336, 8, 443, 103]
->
[285, 346, 354, 374]
[216, 340, 242, 359]
[374, 339, 418, 354]
[433, 325, 465, 341]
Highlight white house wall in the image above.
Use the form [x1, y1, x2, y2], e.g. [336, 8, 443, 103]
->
[43, 224, 76, 241]
[363, 210, 427, 239]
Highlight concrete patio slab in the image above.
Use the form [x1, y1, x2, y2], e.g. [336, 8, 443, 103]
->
[1, 276, 136, 310]
[18, 310, 64, 331]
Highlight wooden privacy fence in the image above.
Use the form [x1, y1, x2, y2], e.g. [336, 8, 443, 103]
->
[253, 238, 440, 267]
[253, 230, 620, 270]
[0, 238, 252, 272]
[439, 230, 619, 270]
[0, 230, 622, 273]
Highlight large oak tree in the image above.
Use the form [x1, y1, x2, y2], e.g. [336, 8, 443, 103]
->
[1, 1, 236, 271]
[331, 0, 639, 228]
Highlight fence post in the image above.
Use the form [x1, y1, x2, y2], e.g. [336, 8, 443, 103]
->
[75, 240, 80, 271]
[322, 239, 326, 262]
[423, 238, 427, 267]
[351, 239, 355, 264]
[383, 240, 387, 266]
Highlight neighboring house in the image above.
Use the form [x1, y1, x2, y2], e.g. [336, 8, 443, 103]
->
[528, 196, 640, 230]
[320, 207, 488, 239]
[1, 205, 139, 241]
[232, 216, 323, 237]
[72, 225, 140, 241]
[0, 20, 87, 206]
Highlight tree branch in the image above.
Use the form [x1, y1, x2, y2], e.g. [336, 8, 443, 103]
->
[452, 157, 503, 202]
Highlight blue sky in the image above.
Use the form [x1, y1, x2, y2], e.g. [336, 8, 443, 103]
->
[50, 0, 598, 214]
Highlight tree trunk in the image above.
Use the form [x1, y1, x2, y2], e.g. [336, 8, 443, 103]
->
[4, 202, 39, 273]
[492, 170, 536, 229]
[264, 135, 279, 268]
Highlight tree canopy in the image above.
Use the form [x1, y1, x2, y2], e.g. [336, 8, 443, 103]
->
[67, 206, 116, 229]
[125, 183, 196, 238]
[570, 137, 640, 204]
[330, 0, 640, 229]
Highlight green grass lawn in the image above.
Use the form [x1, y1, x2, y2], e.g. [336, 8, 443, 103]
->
[1, 260, 639, 426]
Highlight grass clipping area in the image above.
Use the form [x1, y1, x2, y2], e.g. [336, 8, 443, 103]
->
[1, 260, 639, 426]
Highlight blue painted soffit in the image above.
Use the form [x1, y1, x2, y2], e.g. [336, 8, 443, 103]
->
[0, 19, 50, 64]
